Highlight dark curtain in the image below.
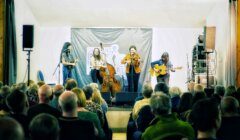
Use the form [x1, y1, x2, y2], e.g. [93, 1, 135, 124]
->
[3, 0, 17, 85]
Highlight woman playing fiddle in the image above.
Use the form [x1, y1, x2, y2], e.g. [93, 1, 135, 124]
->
[90, 48, 106, 84]
[121, 45, 141, 92]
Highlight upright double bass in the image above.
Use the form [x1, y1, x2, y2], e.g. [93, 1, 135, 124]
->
[99, 43, 121, 96]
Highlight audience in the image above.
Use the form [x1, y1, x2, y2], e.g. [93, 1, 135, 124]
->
[190, 98, 221, 140]
[217, 96, 240, 140]
[27, 84, 61, 121]
[2, 77, 240, 140]
[142, 92, 195, 140]
[0, 117, 24, 140]
[58, 91, 96, 140]
[29, 113, 59, 140]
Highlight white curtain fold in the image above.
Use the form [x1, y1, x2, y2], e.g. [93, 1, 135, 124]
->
[225, 0, 237, 86]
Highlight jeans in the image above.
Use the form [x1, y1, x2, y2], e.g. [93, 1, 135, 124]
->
[63, 66, 72, 85]
[91, 69, 103, 84]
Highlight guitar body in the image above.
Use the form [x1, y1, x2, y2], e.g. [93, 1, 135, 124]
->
[149, 64, 167, 77]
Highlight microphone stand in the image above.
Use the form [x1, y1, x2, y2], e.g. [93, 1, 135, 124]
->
[53, 62, 61, 84]
[130, 58, 134, 92]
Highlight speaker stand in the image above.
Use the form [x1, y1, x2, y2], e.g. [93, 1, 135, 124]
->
[26, 50, 32, 86]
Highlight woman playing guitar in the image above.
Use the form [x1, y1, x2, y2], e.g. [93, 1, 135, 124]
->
[121, 45, 141, 92]
[150, 52, 175, 86]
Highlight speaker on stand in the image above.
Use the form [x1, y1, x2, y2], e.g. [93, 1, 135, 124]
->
[22, 25, 34, 86]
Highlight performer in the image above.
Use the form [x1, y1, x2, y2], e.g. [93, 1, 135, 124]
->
[151, 52, 175, 86]
[121, 45, 141, 92]
[61, 42, 77, 85]
[90, 47, 106, 84]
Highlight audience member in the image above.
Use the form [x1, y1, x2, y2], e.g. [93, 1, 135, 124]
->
[27, 84, 61, 121]
[26, 84, 39, 106]
[214, 85, 225, 97]
[190, 98, 221, 140]
[29, 113, 59, 140]
[58, 91, 96, 140]
[6, 89, 30, 138]
[217, 96, 240, 140]
[83, 85, 104, 125]
[132, 83, 153, 120]
[193, 84, 204, 93]
[225, 85, 236, 97]
[72, 87, 105, 139]
[92, 88, 108, 113]
[169, 86, 181, 112]
[178, 92, 193, 121]
[142, 92, 195, 140]
[37, 81, 45, 87]
[154, 82, 169, 94]
[0, 117, 24, 140]
[65, 78, 77, 91]
[50, 84, 64, 110]
[0, 85, 11, 117]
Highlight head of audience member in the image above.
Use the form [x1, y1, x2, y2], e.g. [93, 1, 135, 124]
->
[38, 84, 52, 104]
[27, 80, 35, 87]
[65, 79, 77, 91]
[187, 81, 195, 93]
[53, 85, 64, 98]
[59, 91, 78, 117]
[193, 84, 204, 93]
[37, 81, 45, 88]
[178, 92, 193, 113]
[0, 85, 11, 98]
[29, 113, 59, 140]
[92, 88, 104, 105]
[83, 85, 93, 100]
[16, 83, 28, 94]
[89, 83, 99, 90]
[192, 91, 206, 106]
[10, 84, 17, 92]
[214, 85, 225, 97]
[204, 87, 215, 98]
[0, 117, 24, 140]
[221, 96, 239, 117]
[6, 89, 29, 114]
[27, 85, 39, 106]
[142, 83, 153, 99]
[154, 82, 169, 95]
[71, 88, 86, 107]
[169, 87, 182, 98]
[190, 99, 221, 139]
[150, 92, 172, 116]
[225, 85, 236, 97]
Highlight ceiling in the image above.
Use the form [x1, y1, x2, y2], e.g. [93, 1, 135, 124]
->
[25, 0, 219, 27]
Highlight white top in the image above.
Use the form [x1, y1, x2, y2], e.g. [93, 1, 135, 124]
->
[90, 55, 106, 70]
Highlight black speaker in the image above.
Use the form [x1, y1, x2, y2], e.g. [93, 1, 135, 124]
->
[23, 25, 34, 50]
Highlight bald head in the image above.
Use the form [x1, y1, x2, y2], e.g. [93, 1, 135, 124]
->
[38, 84, 52, 103]
[53, 85, 64, 97]
[59, 91, 78, 113]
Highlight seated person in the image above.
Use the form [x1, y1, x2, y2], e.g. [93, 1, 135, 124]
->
[142, 92, 195, 140]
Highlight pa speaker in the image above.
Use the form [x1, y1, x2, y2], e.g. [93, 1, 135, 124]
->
[23, 25, 34, 50]
[204, 26, 216, 51]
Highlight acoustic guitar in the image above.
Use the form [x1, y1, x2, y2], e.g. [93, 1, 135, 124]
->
[149, 64, 182, 77]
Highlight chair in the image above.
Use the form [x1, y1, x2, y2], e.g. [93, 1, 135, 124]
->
[37, 70, 44, 82]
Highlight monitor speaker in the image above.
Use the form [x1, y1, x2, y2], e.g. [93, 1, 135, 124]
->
[204, 26, 216, 51]
[23, 25, 34, 50]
